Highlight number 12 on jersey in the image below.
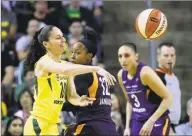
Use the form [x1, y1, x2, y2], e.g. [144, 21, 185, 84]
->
[99, 77, 110, 96]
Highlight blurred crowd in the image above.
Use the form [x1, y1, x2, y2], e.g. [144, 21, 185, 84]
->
[1, 1, 192, 136]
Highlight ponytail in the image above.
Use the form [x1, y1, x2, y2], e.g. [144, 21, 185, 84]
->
[24, 28, 46, 71]
[24, 25, 55, 71]
[85, 30, 97, 45]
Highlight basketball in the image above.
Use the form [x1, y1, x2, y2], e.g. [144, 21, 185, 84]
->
[135, 9, 168, 40]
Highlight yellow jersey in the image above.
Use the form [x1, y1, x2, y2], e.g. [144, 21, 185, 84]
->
[31, 60, 68, 123]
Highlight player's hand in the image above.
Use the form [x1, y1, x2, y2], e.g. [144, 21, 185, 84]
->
[97, 67, 116, 86]
[124, 127, 130, 136]
[139, 119, 154, 136]
[78, 95, 96, 107]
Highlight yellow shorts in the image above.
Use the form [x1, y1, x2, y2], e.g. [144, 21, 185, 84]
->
[24, 115, 59, 135]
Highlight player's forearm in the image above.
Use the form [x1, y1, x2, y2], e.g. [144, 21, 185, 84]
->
[62, 64, 99, 76]
[148, 96, 172, 123]
[67, 88, 81, 106]
[66, 76, 81, 106]
[67, 97, 81, 106]
[125, 102, 132, 129]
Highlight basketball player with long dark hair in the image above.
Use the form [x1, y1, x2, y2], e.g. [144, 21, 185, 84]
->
[23, 25, 116, 135]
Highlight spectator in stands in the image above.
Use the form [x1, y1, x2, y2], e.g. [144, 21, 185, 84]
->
[47, 1, 63, 11]
[32, 1, 48, 28]
[14, 70, 34, 102]
[156, 42, 181, 135]
[16, 19, 40, 61]
[175, 97, 192, 135]
[62, 0, 104, 34]
[58, 111, 76, 135]
[13, 1, 34, 34]
[2, 4, 18, 86]
[111, 93, 124, 135]
[79, 1, 103, 11]
[111, 111, 124, 136]
[61, 37, 78, 61]
[1, 83, 16, 116]
[62, 0, 103, 14]
[4, 116, 24, 136]
[15, 19, 39, 86]
[80, 1, 104, 34]
[1, 119, 5, 135]
[1, 1, 16, 12]
[68, 37, 78, 48]
[1, 101, 8, 120]
[1, 49, 15, 86]
[1, 100, 8, 135]
[111, 93, 120, 113]
[32, 1, 62, 28]
[61, 19, 83, 61]
[67, 19, 83, 50]
[1, 4, 17, 41]
[58, 112, 65, 135]
[59, 0, 98, 34]
[15, 1, 60, 31]
[14, 88, 34, 124]
[46, 1, 63, 27]
[63, 111, 76, 126]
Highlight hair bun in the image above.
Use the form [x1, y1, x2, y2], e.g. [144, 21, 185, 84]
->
[85, 30, 98, 45]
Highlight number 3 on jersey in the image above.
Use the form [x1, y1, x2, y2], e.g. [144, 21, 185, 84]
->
[131, 94, 140, 108]
[99, 77, 110, 96]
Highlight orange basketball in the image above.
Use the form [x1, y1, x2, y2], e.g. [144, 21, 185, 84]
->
[135, 9, 168, 40]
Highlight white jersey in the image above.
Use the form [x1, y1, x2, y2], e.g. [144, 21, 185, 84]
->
[165, 73, 181, 124]
[155, 68, 181, 124]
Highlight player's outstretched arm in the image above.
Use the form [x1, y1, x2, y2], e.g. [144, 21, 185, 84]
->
[117, 70, 132, 136]
[139, 66, 173, 135]
[66, 76, 95, 107]
[38, 55, 116, 85]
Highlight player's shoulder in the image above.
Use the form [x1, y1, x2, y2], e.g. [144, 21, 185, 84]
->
[117, 69, 123, 78]
[140, 66, 153, 76]
[36, 54, 50, 65]
[34, 55, 50, 75]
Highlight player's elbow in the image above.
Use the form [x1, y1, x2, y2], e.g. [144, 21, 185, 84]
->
[66, 94, 74, 104]
[67, 98, 79, 106]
